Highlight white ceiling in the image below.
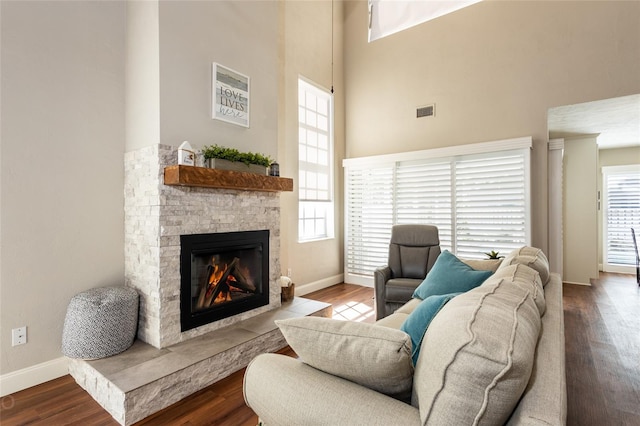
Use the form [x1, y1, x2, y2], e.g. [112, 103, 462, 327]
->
[548, 94, 640, 150]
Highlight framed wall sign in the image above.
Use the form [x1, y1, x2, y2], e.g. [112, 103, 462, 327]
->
[212, 63, 250, 128]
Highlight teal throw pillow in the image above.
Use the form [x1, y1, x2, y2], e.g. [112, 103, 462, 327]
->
[401, 293, 460, 365]
[412, 250, 493, 300]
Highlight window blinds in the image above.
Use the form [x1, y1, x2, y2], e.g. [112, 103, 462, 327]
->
[603, 166, 640, 269]
[395, 160, 453, 250]
[344, 139, 531, 285]
[345, 166, 394, 283]
[454, 153, 528, 259]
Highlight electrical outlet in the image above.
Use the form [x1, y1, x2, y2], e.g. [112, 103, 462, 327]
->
[12, 326, 27, 346]
[287, 268, 292, 278]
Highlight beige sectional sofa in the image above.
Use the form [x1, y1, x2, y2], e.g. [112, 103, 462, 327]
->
[244, 247, 567, 425]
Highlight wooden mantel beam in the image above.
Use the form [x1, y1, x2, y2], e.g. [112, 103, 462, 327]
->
[163, 165, 293, 192]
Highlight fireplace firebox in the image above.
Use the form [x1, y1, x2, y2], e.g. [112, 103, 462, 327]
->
[180, 230, 269, 332]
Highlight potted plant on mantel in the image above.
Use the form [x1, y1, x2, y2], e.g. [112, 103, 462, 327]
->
[201, 144, 273, 176]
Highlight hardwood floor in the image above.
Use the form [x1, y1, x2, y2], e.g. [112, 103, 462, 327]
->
[563, 273, 640, 425]
[1, 276, 638, 425]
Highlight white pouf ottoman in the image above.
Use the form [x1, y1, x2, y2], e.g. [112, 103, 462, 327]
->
[62, 286, 139, 359]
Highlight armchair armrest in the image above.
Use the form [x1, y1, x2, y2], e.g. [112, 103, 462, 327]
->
[374, 266, 392, 319]
[244, 354, 420, 425]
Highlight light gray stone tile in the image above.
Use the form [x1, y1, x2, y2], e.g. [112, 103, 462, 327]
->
[86, 340, 170, 377]
[108, 350, 194, 393]
[237, 309, 301, 335]
[169, 326, 258, 361]
[283, 298, 333, 317]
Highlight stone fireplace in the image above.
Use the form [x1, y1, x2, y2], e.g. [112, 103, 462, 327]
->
[124, 144, 282, 349]
[69, 144, 330, 425]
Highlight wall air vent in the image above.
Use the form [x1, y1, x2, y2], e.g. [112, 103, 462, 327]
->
[417, 104, 435, 118]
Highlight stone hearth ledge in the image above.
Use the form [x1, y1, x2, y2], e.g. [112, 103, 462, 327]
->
[68, 297, 332, 426]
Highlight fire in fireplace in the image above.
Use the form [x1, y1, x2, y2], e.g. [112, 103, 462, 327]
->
[180, 230, 269, 332]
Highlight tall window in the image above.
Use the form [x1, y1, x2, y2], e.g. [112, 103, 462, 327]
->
[344, 138, 531, 286]
[298, 78, 334, 242]
[602, 165, 640, 273]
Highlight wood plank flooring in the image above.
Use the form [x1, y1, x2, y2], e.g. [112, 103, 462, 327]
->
[563, 273, 640, 425]
[1, 276, 638, 425]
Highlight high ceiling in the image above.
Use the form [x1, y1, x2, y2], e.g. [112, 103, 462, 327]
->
[548, 94, 640, 150]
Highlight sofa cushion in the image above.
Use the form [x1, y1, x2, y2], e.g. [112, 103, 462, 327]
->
[244, 354, 422, 426]
[506, 272, 567, 425]
[275, 317, 414, 402]
[499, 246, 550, 285]
[376, 312, 409, 329]
[400, 292, 460, 365]
[395, 298, 422, 315]
[413, 273, 542, 425]
[493, 263, 546, 316]
[413, 250, 493, 300]
[461, 258, 503, 272]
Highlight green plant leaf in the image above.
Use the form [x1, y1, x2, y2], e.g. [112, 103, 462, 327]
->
[201, 144, 273, 167]
[484, 250, 504, 259]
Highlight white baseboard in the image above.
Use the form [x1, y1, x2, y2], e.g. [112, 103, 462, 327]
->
[343, 273, 374, 288]
[602, 265, 635, 275]
[295, 273, 344, 296]
[0, 357, 69, 397]
[563, 280, 592, 286]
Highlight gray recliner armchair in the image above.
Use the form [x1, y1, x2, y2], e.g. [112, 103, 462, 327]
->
[374, 224, 441, 320]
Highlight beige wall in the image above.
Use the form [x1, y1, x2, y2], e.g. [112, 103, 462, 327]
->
[127, 0, 279, 155]
[343, 0, 640, 253]
[156, 1, 278, 156]
[127, 1, 278, 155]
[563, 136, 599, 285]
[280, 0, 345, 291]
[1, 1, 126, 374]
[126, 0, 160, 150]
[599, 146, 640, 168]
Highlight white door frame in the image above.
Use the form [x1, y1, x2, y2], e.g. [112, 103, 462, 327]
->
[548, 139, 564, 278]
[601, 164, 640, 274]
